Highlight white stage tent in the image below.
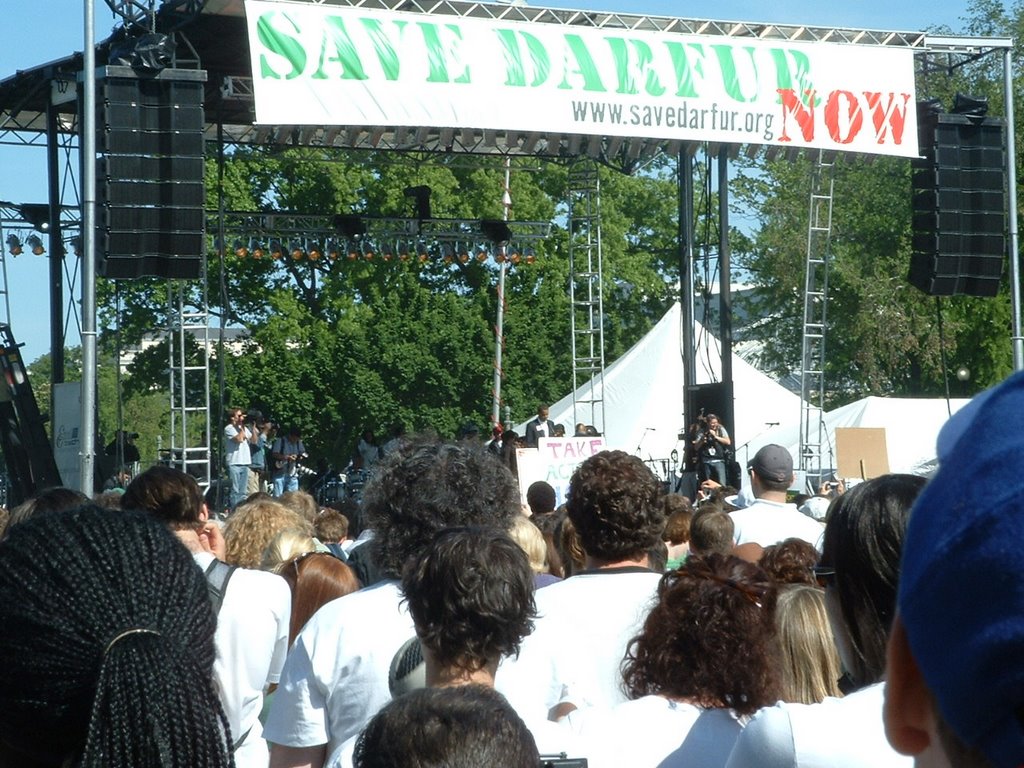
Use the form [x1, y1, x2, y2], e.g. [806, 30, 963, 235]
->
[742, 395, 971, 479]
[516, 302, 803, 472]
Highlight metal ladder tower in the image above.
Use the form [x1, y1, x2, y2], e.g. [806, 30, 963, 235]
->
[799, 152, 836, 490]
[166, 271, 212, 492]
[568, 160, 606, 434]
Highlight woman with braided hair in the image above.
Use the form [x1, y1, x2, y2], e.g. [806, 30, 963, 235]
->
[0, 504, 234, 768]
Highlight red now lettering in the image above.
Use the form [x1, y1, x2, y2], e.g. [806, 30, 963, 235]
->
[777, 88, 911, 146]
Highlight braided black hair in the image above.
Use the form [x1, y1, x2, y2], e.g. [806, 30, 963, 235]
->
[0, 504, 234, 768]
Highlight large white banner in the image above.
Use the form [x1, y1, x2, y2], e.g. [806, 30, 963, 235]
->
[245, 0, 919, 157]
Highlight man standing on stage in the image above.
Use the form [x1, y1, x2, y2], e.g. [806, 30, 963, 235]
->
[271, 426, 307, 497]
[224, 407, 254, 508]
[525, 404, 556, 448]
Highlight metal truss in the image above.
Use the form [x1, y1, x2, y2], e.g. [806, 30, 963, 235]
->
[210, 211, 550, 244]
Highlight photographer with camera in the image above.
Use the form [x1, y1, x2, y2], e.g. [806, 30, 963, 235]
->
[691, 412, 731, 485]
[224, 407, 257, 508]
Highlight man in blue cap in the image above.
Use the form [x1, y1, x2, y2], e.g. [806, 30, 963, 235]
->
[884, 370, 1024, 768]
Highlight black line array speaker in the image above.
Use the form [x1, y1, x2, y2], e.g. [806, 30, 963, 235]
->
[686, 382, 735, 442]
[910, 107, 1006, 297]
[97, 66, 207, 279]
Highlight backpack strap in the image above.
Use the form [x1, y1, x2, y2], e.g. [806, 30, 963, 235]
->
[203, 558, 237, 617]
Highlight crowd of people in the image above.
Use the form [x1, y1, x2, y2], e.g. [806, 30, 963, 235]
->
[3, 372, 1024, 768]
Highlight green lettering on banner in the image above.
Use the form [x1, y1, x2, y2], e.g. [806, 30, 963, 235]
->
[664, 42, 705, 98]
[312, 16, 369, 80]
[257, 12, 306, 80]
[711, 44, 758, 103]
[418, 22, 471, 83]
[359, 18, 406, 80]
[495, 29, 551, 87]
[607, 38, 666, 96]
[558, 34, 606, 92]
[770, 48, 817, 107]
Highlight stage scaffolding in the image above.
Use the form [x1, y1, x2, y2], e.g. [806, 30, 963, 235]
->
[0, 1, 1018, 494]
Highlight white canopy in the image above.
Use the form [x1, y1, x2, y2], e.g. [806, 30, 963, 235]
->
[516, 302, 803, 470]
[742, 395, 970, 478]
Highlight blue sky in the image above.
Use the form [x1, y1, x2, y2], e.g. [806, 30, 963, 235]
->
[0, 0, 991, 363]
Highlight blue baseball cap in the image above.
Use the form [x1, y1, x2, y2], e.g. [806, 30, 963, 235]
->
[898, 370, 1024, 768]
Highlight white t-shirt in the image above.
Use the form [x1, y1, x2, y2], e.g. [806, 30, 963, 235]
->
[224, 424, 252, 466]
[193, 553, 291, 768]
[263, 580, 415, 755]
[495, 568, 661, 723]
[567, 697, 744, 768]
[325, 695, 584, 768]
[725, 683, 913, 768]
[729, 499, 825, 550]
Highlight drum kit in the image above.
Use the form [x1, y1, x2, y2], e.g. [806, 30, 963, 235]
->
[313, 467, 373, 506]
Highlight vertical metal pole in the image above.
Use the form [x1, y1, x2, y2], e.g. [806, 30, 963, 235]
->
[1004, 47, 1023, 370]
[79, 0, 97, 494]
[679, 152, 696, 424]
[46, 96, 65, 399]
[717, 147, 733, 387]
[491, 158, 511, 428]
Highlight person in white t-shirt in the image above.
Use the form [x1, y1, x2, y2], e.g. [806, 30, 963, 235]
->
[563, 553, 781, 768]
[729, 444, 824, 551]
[496, 450, 665, 722]
[725, 473, 925, 768]
[225, 407, 256, 508]
[123, 466, 291, 768]
[264, 440, 522, 768]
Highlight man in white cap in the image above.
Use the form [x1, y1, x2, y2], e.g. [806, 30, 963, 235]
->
[729, 444, 824, 550]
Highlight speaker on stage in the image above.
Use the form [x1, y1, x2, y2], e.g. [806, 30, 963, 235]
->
[910, 99, 1006, 297]
[97, 66, 207, 280]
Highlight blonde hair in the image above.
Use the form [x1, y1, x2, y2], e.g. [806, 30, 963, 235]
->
[278, 490, 319, 526]
[261, 528, 317, 572]
[775, 584, 843, 704]
[508, 515, 547, 575]
[223, 498, 311, 569]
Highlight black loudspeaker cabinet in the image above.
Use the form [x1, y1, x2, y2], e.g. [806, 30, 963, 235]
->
[910, 111, 1006, 297]
[685, 382, 735, 446]
[96, 66, 207, 279]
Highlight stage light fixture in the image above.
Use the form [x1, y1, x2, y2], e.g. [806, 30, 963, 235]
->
[269, 239, 283, 259]
[334, 214, 366, 238]
[476, 247, 489, 263]
[6, 234, 23, 256]
[524, 249, 536, 265]
[404, 185, 432, 220]
[233, 239, 249, 258]
[290, 241, 304, 260]
[25, 234, 45, 256]
[308, 241, 322, 261]
[251, 241, 266, 259]
[70, 236, 82, 256]
[480, 219, 513, 244]
[17, 203, 50, 232]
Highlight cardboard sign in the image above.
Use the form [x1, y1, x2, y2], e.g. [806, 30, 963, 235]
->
[836, 427, 890, 480]
[516, 436, 606, 507]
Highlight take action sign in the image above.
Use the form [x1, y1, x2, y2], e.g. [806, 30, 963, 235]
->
[516, 436, 606, 508]
[244, 0, 919, 157]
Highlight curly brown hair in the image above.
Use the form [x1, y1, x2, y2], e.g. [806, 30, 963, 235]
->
[222, 498, 311, 568]
[402, 527, 536, 672]
[759, 538, 819, 587]
[566, 450, 664, 562]
[622, 553, 780, 715]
